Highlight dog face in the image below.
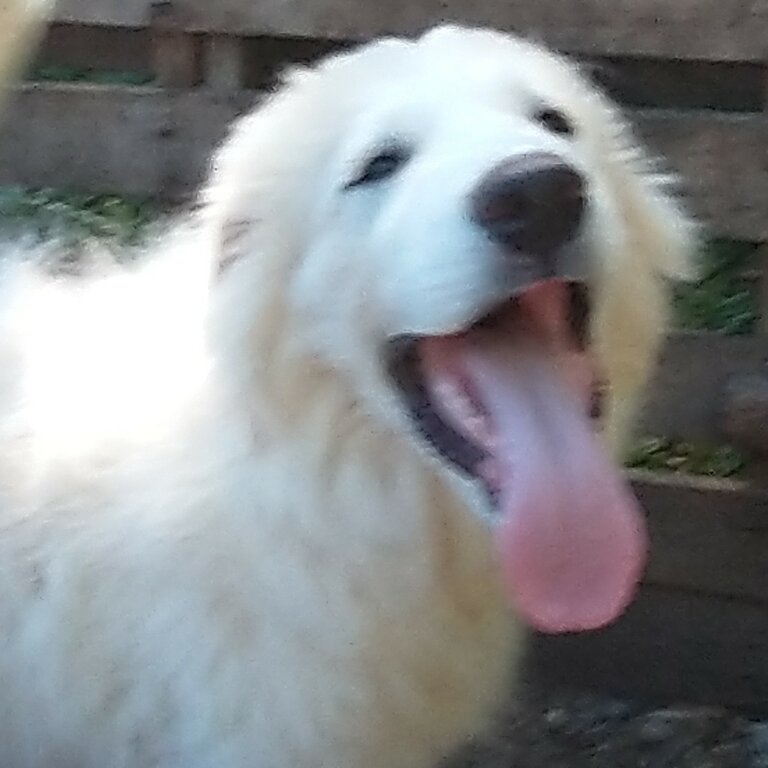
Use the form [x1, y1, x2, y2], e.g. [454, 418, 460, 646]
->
[209, 25, 693, 432]
[206, 25, 696, 632]
[304, 31, 620, 340]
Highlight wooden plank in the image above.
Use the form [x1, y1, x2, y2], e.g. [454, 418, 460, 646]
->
[639, 332, 768, 442]
[36, 23, 150, 75]
[0, 83, 251, 198]
[759, 244, 768, 333]
[33, 27, 767, 112]
[631, 470, 768, 602]
[0, 84, 765, 239]
[758, 63, 768, 334]
[52, 0, 768, 63]
[525, 584, 768, 716]
[636, 109, 768, 242]
[150, 29, 200, 87]
[0, 84, 167, 194]
[149, 2, 201, 88]
[241, 35, 345, 90]
[588, 56, 764, 113]
[53, 0, 148, 29]
[204, 35, 243, 93]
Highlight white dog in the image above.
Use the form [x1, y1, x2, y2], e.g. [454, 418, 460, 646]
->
[0, 25, 695, 768]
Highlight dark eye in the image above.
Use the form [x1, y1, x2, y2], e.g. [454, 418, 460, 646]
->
[345, 146, 411, 189]
[534, 107, 575, 137]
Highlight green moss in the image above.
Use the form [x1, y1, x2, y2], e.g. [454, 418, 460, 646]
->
[673, 239, 757, 335]
[625, 436, 748, 478]
[0, 186, 156, 245]
[32, 66, 153, 86]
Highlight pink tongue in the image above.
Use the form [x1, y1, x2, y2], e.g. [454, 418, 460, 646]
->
[422, 296, 647, 632]
[472, 347, 646, 632]
[467, 341, 647, 633]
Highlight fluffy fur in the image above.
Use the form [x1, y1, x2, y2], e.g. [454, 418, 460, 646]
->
[0, 26, 695, 768]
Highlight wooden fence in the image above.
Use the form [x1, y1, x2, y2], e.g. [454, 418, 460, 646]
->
[2, 0, 768, 714]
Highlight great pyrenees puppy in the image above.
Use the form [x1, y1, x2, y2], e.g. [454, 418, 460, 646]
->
[0, 24, 694, 768]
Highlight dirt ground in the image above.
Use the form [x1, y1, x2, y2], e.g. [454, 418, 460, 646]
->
[449, 686, 767, 768]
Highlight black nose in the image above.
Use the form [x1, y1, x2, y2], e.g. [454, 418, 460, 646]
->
[471, 153, 585, 257]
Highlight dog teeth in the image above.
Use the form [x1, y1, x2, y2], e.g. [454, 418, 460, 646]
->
[465, 414, 492, 446]
[433, 378, 491, 447]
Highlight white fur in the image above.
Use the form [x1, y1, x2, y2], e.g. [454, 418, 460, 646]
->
[0, 26, 695, 768]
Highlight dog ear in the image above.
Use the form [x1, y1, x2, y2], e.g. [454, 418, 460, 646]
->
[215, 217, 254, 277]
[202, 91, 307, 283]
[199, 108, 268, 282]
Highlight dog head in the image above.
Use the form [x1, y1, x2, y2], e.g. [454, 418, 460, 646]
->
[204, 26, 697, 633]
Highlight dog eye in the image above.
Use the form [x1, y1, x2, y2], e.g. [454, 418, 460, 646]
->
[345, 146, 410, 189]
[534, 107, 575, 137]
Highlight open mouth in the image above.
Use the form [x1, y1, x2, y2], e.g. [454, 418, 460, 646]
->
[388, 282, 596, 490]
[387, 278, 647, 636]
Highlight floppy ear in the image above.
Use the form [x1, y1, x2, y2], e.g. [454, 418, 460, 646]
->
[0, 0, 51, 113]
[591, 123, 700, 456]
[202, 77, 319, 285]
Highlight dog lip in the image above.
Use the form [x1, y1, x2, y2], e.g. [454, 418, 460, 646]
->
[387, 278, 591, 349]
[493, 237, 590, 293]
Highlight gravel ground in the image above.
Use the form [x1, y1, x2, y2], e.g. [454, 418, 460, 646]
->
[449, 687, 768, 768]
